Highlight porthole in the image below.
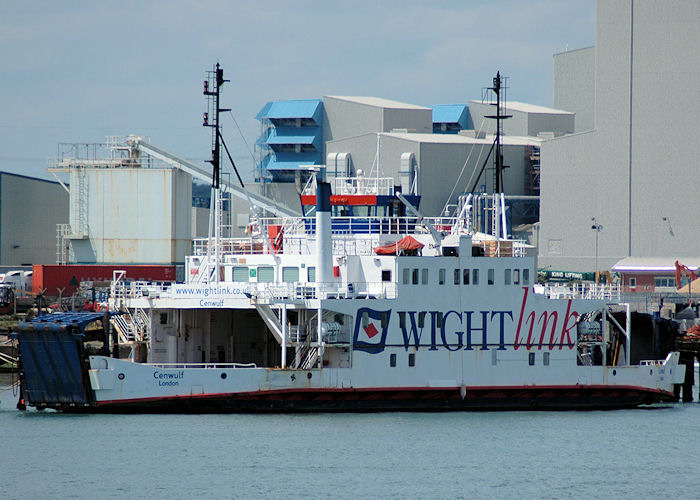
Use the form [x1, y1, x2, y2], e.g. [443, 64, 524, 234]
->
[612, 369, 617, 376]
[118, 373, 125, 380]
[221, 373, 227, 379]
[307, 372, 313, 379]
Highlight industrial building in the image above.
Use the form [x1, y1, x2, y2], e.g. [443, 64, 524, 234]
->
[47, 137, 296, 269]
[50, 141, 192, 266]
[611, 257, 700, 294]
[255, 95, 574, 225]
[0, 171, 68, 266]
[539, 0, 700, 276]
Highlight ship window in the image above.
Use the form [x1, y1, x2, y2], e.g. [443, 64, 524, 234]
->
[421, 269, 428, 285]
[543, 352, 550, 366]
[504, 269, 511, 285]
[412, 269, 419, 285]
[403, 268, 410, 285]
[631, 277, 639, 288]
[282, 267, 299, 282]
[439, 268, 446, 285]
[257, 266, 274, 282]
[408, 353, 415, 367]
[418, 312, 426, 328]
[308, 267, 316, 282]
[488, 269, 495, 285]
[232, 266, 249, 282]
[160, 313, 169, 325]
[523, 269, 530, 285]
[454, 269, 460, 285]
[390, 353, 396, 367]
[529, 352, 535, 366]
[513, 269, 520, 285]
[472, 269, 479, 285]
[463, 269, 470, 285]
[382, 270, 391, 282]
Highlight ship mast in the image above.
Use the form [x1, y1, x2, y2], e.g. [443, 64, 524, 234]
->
[484, 71, 512, 194]
[466, 72, 512, 239]
[203, 63, 230, 282]
[468, 71, 512, 196]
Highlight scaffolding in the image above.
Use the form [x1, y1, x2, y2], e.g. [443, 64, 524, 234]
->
[526, 145, 540, 195]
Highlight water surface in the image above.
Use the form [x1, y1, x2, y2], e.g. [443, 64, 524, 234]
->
[2, 377, 699, 499]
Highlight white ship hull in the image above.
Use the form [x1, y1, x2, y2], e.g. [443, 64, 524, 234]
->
[85, 352, 681, 412]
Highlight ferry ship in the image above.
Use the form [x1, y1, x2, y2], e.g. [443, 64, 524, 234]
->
[12, 67, 685, 412]
[13, 178, 685, 412]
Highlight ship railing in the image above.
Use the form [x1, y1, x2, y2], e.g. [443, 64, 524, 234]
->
[535, 283, 621, 301]
[191, 215, 530, 258]
[302, 176, 395, 196]
[246, 281, 397, 301]
[112, 281, 174, 300]
[192, 237, 265, 256]
[145, 362, 257, 369]
[111, 314, 136, 343]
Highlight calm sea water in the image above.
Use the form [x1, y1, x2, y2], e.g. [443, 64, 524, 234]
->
[2, 378, 700, 499]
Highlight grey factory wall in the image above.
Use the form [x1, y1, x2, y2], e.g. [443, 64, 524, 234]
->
[526, 113, 574, 137]
[322, 97, 384, 146]
[381, 107, 432, 134]
[468, 101, 530, 137]
[326, 134, 384, 180]
[539, 0, 700, 272]
[322, 97, 432, 149]
[0, 173, 68, 266]
[553, 46, 596, 133]
[468, 101, 573, 138]
[328, 133, 534, 217]
[627, 0, 700, 257]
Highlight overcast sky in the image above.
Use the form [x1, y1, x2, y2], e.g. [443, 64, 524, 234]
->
[0, 1, 595, 182]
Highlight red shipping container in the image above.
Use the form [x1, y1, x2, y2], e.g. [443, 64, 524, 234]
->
[33, 264, 176, 297]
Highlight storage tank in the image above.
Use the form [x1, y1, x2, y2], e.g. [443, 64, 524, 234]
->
[67, 166, 191, 265]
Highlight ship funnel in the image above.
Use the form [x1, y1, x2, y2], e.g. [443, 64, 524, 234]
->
[316, 181, 332, 298]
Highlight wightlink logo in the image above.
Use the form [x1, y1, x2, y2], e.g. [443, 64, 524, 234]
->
[353, 307, 391, 354]
[353, 287, 580, 354]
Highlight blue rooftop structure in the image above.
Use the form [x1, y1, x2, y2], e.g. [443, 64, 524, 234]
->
[266, 127, 323, 150]
[432, 104, 471, 134]
[256, 99, 324, 181]
[258, 100, 324, 122]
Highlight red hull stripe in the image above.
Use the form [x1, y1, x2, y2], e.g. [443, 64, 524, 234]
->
[97, 384, 675, 406]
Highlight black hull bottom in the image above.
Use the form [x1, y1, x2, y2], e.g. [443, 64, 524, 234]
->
[57, 386, 678, 413]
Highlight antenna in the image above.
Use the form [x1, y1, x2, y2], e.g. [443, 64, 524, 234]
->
[203, 63, 230, 189]
[483, 71, 512, 194]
